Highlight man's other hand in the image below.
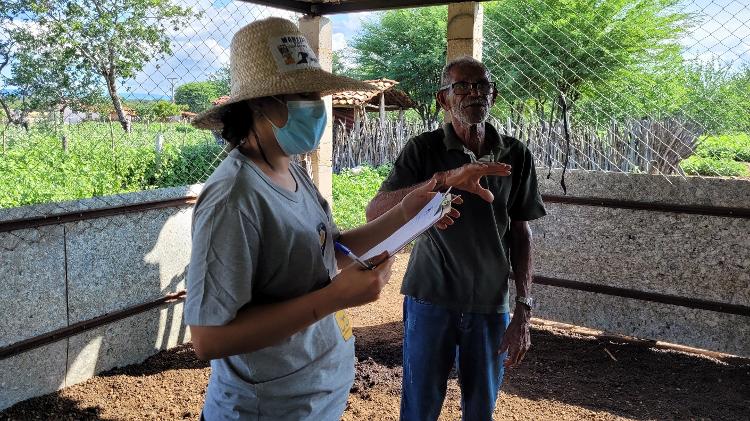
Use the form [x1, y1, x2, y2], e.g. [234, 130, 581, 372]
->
[498, 305, 531, 368]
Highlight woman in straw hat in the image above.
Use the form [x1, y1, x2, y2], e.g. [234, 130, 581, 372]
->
[184, 17, 461, 420]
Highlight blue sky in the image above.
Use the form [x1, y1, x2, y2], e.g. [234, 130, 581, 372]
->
[1, 0, 748, 99]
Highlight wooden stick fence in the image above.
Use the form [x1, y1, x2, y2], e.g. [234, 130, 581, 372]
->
[332, 117, 700, 175]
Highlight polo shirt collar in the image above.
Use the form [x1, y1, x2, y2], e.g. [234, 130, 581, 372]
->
[442, 122, 502, 160]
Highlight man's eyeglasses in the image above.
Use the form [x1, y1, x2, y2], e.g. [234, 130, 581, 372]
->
[439, 81, 496, 95]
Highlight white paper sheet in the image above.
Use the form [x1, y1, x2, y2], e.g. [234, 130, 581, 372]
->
[360, 191, 452, 261]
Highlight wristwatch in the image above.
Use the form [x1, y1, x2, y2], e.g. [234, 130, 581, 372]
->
[515, 295, 534, 310]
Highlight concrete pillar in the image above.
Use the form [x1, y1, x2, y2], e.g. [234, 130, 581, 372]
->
[299, 15, 334, 204]
[447, 2, 484, 62]
[445, 3, 484, 122]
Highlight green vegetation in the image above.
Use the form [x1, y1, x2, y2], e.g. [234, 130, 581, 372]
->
[680, 133, 750, 176]
[693, 133, 750, 162]
[331, 165, 390, 230]
[0, 120, 394, 217]
[680, 156, 749, 177]
[485, 0, 688, 115]
[131, 100, 188, 122]
[174, 82, 225, 114]
[3, 0, 194, 132]
[0, 122, 223, 208]
[348, 7, 448, 125]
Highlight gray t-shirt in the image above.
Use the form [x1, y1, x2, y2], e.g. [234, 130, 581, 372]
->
[184, 149, 354, 420]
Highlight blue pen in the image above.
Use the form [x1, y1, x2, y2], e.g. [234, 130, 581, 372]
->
[334, 242, 372, 270]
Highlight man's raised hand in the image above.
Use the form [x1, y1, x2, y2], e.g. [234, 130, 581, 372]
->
[433, 162, 511, 203]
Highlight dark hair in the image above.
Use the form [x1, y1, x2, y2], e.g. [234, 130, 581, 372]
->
[220, 100, 255, 148]
[220, 99, 274, 169]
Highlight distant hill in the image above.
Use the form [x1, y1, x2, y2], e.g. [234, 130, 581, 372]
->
[121, 92, 170, 101]
[1, 89, 169, 102]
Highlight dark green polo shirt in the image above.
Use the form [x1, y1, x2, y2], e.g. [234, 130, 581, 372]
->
[380, 122, 546, 313]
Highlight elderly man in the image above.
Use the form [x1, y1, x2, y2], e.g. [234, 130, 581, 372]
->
[366, 56, 546, 420]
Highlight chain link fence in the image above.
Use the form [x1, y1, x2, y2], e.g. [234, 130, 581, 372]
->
[0, 1, 298, 251]
[480, 0, 749, 178]
[1, 0, 749, 227]
[0, 1, 298, 210]
[333, 0, 749, 178]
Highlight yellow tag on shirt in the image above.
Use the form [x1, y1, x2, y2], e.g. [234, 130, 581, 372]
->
[334, 310, 353, 341]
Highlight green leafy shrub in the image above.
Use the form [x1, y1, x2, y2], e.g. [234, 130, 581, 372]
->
[0, 122, 223, 208]
[376, 163, 393, 178]
[332, 166, 387, 230]
[680, 156, 749, 177]
[695, 133, 750, 162]
[175, 124, 196, 133]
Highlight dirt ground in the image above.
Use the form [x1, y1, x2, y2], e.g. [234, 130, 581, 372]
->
[2, 252, 749, 421]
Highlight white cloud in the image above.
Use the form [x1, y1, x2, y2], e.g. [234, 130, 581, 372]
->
[332, 33, 347, 51]
[338, 11, 377, 33]
[678, 1, 750, 70]
[123, 0, 300, 96]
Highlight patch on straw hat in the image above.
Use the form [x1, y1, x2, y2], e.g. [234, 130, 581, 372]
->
[269, 35, 320, 72]
[193, 17, 375, 131]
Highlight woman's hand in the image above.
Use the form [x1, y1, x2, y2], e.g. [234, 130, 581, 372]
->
[433, 162, 512, 202]
[328, 251, 395, 309]
[400, 178, 464, 230]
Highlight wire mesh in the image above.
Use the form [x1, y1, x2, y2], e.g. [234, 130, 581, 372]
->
[480, 0, 749, 178]
[0, 1, 299, 249]
[332, 0, 749, 180]
[0, 0, 748, 235]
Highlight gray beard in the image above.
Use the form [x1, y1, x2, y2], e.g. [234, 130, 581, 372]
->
[453, 107, 489, 126]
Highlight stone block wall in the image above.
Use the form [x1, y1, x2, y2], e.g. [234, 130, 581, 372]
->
[0, 186, 199, 410]
[528, 171, 749, 356]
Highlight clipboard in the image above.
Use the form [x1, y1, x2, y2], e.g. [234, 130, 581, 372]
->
[360, 188, 453, 261]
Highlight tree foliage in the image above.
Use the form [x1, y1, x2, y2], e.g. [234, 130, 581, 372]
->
[132, 100, 187, 121]
[9, 30, 102, 112]
[7, 0, 193, 132]
[332, 50, 347, 76]
[349, 8, 447, 125]
[208, 66, 230, 97]
[175, 81, 223, 113]
[484, 0, 690, 104]
[0, 0, 32, 128]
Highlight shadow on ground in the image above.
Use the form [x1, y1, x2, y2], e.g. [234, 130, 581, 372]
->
[352, 321, 750, 420]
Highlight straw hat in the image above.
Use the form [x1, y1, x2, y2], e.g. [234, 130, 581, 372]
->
[193, 17, 375, 130]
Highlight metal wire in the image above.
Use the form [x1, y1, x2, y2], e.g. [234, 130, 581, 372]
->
[1, 0, 748, 246]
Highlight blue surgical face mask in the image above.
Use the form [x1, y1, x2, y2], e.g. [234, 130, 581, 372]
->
[265, 97, 327, 155]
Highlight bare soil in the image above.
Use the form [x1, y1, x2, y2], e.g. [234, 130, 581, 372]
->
[2, 253, 748, 420]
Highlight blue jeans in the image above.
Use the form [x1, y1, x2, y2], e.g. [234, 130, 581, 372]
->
[400, 296, 510, 421]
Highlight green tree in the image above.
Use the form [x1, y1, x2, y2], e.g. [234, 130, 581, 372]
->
[9, 31, 102, 114]
[680, 64, 750, 134]
[484, 0, 691, 122]
[174, 81, 223, 113]
[0, 0, 31, 128]
[132, 99, 186, 121]
[575, 59, 690, 125]
[9, 0, 193, 132]
[332, 50, 347, 76]
[208, 66, 230, 97]
[349, 8, 447, 125]
[578, 62, 750, 135]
